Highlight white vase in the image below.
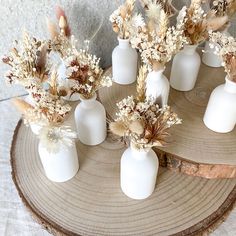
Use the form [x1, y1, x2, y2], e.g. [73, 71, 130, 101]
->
[112, 38, 138, 85]
[170, 45, 201, 91]
[38, 141, 79, 182]
[30, 123, 42, 135]
[74, 94, 107, 145]
[203, 76, 236, 133]
[145, 69, 170, 107]
[120, 144, 159, 200]
[57, 61, 80, 102]
[202, 41, 222, 67]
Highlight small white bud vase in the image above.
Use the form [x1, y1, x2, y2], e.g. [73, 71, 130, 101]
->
[202, 41, 222, 67]
[170, 45, 201, 91]
[38, 141, 79, 182]
[203, 76, 236, 133]
[30, 123, 42, 135]
[74, 94, 107, 145]
[145, 69, 169, 106]
[112, 38, 138, 85]
[120, 144, 159, 200]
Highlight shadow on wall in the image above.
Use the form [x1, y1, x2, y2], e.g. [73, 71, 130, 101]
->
[70, 0, 119, 68]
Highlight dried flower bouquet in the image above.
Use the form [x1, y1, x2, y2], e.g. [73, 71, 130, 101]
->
[178, 0, 228, 45]
[12, 71, 71, 127]
[63, 50, 112, 99]
[47, 6, 113, 99]
[211, 0, 236, 18]
[47, 6, 76, 58]
[110, 66, 181, 150]
[2, 33, 50, 86]
[209, 31, 236, 82]
[110, 0, 141, 39]
[130, 2, 187, 70]
[140, 0, 178, 17]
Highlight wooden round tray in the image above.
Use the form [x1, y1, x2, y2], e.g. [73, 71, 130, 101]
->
[99, 65, 236, 179]
[11, 120, 236, 236]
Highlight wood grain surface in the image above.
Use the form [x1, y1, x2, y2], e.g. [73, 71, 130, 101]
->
[11, 119, 236, 236]
[99, 64, 236, 179]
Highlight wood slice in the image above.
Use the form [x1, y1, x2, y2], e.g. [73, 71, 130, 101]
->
[11, 120, 236, 236]
[99, 65, 236, 179]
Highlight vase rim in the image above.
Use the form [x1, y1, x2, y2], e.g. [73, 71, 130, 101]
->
[118, 37, 130, 41]
[184, 44, 198, 49]
[130, 142, 150, 153]
[225, 76, 236, 85]
[151, 67, 166, 73]
[79, 93, 97, 101]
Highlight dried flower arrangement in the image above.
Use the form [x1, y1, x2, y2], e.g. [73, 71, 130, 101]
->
[63, 50, 112, 99]
[110, 0, 145, 39]
[110, 66, 181, 150]
[211, 0, 236, 18]
[130, 2, 187, 70]
[47, 6, 76, 58]
[12, 71, 71, 126]
[2, 33, 50, 86]
[139, 0, 178, 17]
[209, 31, 236, 82]
[47, 6, 113, 99]
[39, 125, 77, 153]
[177, 0, 228, 45]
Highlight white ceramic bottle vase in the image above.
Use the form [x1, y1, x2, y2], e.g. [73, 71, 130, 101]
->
[120, 144, 159, 200]
[145, 69, 170, 106]
[170, 45, 201, 91]
[74, 94, 107, 145]
[202, 41, 222, 67]
[203, 76, 236, 133]
[112, 38, 138, 85]
[38, 141, 79, 182]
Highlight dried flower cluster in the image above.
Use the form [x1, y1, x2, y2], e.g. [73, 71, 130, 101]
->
[178, 0, 228, 45]
[209, 31, 236, 82]
[212, 0, 236, 18]
[110, 0, 142, 39]
[47, 6, 75, 58]
[12, 72, 71, 126]
[64, 50, 112, 99]
[39, 125, 77, 153]
[110, 65, 181, 150]
[110, 95, 181, 150]
[140, 0, 178, 17]
[131, 2, 187, 70]
[2, 33, 50, 86]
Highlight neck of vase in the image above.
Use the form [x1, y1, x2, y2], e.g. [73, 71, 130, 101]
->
[130, 143, 150, 160]
[148, 69, 165, 81]
[118, 37, 130, 49]
[224, 76, 236, 93]
[80, 94, 97, 108]
[183, 45, 198, 55]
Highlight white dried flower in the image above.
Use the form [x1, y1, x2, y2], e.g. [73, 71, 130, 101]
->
[39, 125, 77, 153]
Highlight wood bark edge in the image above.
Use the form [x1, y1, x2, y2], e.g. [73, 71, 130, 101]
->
[156, 149, 236, 179]
[10, 119, 236, 236]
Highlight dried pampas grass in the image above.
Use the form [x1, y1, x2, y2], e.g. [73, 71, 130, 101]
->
[11, 98, 33, 114]
[46, 18, 59, 39]
[55, 6, 71, 37]
[136, 65, 147, 102]
[110, 121, 127, 136]
[207, 15, 228, 31]
[129, 120, 145, 135]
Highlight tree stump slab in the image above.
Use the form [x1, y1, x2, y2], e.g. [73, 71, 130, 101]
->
[99, 65, 236, 179]
[11, 120, 236, 236]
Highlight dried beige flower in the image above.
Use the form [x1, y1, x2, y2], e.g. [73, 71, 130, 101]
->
[110, 95, 182, 150]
